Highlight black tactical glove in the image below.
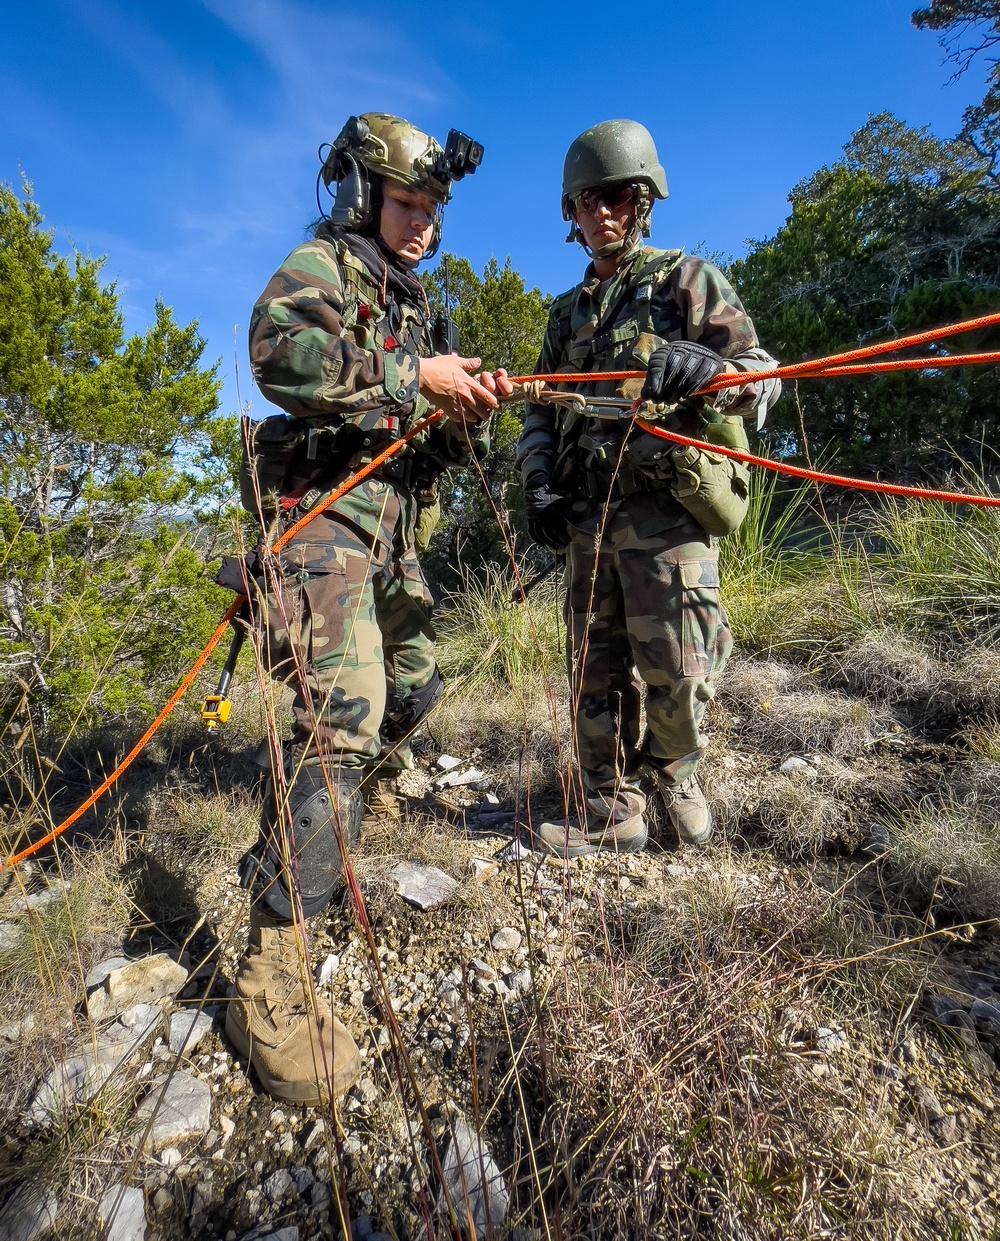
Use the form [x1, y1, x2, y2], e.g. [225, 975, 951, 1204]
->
[642, 341, 725, 405]
[523, 473, 569, 553]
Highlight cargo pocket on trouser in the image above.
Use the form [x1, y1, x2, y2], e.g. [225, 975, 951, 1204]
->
[264, 569, 344, 686]
[638, 558, 723, 782]
[678, 560, 723, 680]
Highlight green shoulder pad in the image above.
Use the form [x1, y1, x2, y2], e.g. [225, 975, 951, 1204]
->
[636, 246, 685, 284]
[547, 285, 580, 343]
[337, 240, 381, 305]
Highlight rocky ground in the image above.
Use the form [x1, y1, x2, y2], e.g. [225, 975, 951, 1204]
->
[2, 647, 1000, 1239]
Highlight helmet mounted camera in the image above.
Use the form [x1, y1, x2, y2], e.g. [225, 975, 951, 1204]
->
[439, 130, 484, 182]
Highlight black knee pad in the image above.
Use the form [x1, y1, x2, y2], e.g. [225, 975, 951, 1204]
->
[238, 763, 362, 920]
[381, 667, 444, 747]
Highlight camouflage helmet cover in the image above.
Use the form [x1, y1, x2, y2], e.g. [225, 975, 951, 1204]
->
[350, 112, 452, 205]
[561, 119, 668, 219]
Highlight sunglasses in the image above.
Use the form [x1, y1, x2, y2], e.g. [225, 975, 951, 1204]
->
[574, 182, 639, 215]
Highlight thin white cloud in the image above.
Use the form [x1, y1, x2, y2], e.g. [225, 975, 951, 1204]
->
[199, 0, 447, 119]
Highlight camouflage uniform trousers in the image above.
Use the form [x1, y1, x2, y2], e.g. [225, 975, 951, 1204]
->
[564, 495, 733, 801]
[261, 480, 437, 769]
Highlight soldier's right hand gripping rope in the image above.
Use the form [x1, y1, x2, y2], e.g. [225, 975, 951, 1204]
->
[642, 341, 725, 406]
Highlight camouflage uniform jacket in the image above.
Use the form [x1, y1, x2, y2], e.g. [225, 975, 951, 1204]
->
[516, 245, 779, 533]
[249, 229, 485, 540]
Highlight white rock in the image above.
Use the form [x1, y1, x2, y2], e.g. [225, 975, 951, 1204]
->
[495, 839, 534, 864]
[315, 953, 340, 986]
[439, 1117, 509, 1237]
[302, 1118, 327, 1152]
[438, 983, 462, 1010]
[263, 1168, 294, 1202]
[435, 767, 484, 790]
[391, 862, 458, 911]
[0, 1014, 36, 1043]
[779, 757, 815, 776]
[435, 755, 463, 772]
[9, 881, 71, 914]
[219, 1116, 236, 1146]
[815, 1027, 848, 1054]
[85, 956, 132, 991]
[507, 969, 532, 997]
[237, 1229, 299, 1241]
[0, 1185, 59, 1241]
[0, 922, 24, 952]
[87, 954, 188, 1021]
[137, 1071, 212, 1150]
[109, 1004, 165, 1046]
[167, 1010, 214, 1057]
[29, 1040, 139, 1125]
[98, 1185, 147, 1241]
[291, 1168, 314, 1193]
[490, 928, 522, 952]
[469, 959, 497, 980]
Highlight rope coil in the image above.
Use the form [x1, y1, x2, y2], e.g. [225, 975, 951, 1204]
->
[4, 307, 1000, 871]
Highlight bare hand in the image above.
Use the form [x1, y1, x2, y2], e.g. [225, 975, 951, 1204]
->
[476, 367, 514, 402]
[418, 354, 500, 426]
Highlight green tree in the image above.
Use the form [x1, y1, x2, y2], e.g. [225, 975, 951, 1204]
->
[0, 180, 238, 743]
[730, 112, 1000, 476]
[421, 255, 550, 585]
[913, 2, 1000, 178]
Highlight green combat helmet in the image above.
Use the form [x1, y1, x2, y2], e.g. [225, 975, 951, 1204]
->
[562, 119, 667, 257]
[320, 113, 483, 255]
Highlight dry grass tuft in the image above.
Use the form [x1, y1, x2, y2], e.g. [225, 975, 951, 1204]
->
[753, 772, 855, 856]
[729, 685, 896, 760]
[526, 862, 950, 1240]
[940, 646, 1000, 718]
[718, 657, 808, 713]
[880, 796, 1000, 925]
[833, 630, 945, 704]
[431, 679, 570, 801]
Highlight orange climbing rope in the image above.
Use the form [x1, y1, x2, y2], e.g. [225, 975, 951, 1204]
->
[521, 350, 1000, 389]
[634, 417, 1000, 507]
[515, 307, 1000, 389]
[5, 309, 1000, 871]
[0, 411, 443, 872]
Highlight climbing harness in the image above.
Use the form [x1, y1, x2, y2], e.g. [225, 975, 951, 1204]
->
[6, 308, 1000, 871]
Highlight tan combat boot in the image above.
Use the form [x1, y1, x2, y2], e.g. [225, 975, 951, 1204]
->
[658, 774, 713, 846]
[226, 905, 360, 1106]
[533, 788, 648, 858]
[362, 776, 404, 829]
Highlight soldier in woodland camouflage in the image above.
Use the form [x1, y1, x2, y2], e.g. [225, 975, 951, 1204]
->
[517, 119, 780, 857]
[226, 112, 510, 1105]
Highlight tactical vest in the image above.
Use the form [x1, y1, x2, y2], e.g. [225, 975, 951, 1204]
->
[543, 246, 753, 535]
[546, 246, 685, 493]
[241, 235, 439, 521]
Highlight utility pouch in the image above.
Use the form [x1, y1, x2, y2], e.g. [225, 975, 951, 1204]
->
[239, 414, 303, 521]
[414, 493, 442, 553]
[669, 416, 752, 538]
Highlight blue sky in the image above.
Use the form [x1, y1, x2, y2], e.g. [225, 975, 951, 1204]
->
[2, 0, 991, 417]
